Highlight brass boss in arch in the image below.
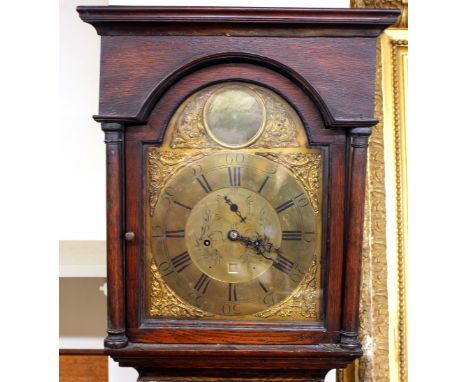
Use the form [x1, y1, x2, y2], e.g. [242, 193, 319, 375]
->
[203, 83, 267, 148]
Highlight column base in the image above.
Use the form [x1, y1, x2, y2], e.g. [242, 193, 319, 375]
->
[104, 329, 128, 349]
[340, 331, 360, 350]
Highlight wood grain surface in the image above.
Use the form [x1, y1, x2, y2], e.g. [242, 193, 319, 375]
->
[59, 352, 107, 382]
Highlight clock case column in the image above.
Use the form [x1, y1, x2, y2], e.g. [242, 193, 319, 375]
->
[102, 122, 128, 349]
[341, 127, 372, 349]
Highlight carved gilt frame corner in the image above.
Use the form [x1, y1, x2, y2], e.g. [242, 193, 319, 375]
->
[382, 29, 408, 382]
[337, 28, 408, 382]
[337, 29, 408, 382]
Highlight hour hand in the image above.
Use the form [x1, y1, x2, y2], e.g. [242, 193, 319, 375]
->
[253, 234, 284, 263]
[227, 230, 274, 261]
[227, 230, 251, 245]
[223, 196, 247, 223]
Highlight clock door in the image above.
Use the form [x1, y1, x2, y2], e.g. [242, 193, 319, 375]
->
[124, 64, 346, 345]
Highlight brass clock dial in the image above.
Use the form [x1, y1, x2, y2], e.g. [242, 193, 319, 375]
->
[150, 152, 318, 317]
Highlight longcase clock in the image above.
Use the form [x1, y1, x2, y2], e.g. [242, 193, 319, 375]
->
[78, 6, 399, 382]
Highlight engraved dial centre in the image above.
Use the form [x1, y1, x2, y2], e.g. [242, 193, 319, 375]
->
[185, 187, 281, 283]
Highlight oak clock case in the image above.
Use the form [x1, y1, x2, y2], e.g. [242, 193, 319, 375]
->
[147, 82, 323, 321]
[78, 5, 400, 382]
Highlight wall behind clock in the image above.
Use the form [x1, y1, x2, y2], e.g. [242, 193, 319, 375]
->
[60, 0, 107, 240]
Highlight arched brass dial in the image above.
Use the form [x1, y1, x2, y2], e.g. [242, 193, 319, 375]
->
[150, 152, 317, 316]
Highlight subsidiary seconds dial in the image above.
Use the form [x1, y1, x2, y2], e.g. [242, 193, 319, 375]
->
[150, 152, 318, 317]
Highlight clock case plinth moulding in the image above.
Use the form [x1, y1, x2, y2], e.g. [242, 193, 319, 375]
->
[78, 6, 399, 382]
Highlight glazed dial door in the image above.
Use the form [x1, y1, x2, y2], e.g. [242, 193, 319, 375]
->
[150, 152, 318, 317]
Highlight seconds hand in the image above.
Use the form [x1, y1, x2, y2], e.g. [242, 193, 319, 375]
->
[224, 196, 247, 223]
